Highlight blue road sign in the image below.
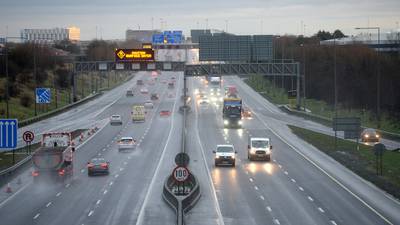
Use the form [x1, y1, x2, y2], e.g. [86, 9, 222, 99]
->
[152, 34, 164, 44]
[0, 119, 18, 149]
[36, 88, 51, 104]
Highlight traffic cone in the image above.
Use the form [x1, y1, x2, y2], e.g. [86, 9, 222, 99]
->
[16, 177, 22, 185]
[5, 183, 12, 193]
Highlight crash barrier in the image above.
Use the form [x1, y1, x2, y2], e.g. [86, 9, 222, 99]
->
[280, 105, 400, 141]
[162, 172, 201, 225]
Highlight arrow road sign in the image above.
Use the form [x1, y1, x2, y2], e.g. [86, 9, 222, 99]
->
[0, 119, 18, 149]
[36, 88, 51, 104]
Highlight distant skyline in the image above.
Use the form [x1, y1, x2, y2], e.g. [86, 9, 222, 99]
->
[0, 0, 399, 40]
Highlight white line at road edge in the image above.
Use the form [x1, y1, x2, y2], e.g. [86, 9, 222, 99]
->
[251, 110, 394, 225]
[192, 78, 225, 225]
[135, 74, 180, 225]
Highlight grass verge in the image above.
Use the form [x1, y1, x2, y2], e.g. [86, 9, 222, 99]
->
[288, 125, 400, 199]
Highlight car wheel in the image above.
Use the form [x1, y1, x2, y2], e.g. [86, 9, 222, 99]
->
[232, 161, 236, 167]
[266, 155, 271, 162]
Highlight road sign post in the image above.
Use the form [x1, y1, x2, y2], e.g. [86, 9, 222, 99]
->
[23, 131, 34, 154]
[373, 143, 386, 176]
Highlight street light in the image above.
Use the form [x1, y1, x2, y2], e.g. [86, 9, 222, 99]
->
[355, 27, 381, 128]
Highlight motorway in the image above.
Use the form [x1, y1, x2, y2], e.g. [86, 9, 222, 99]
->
[0, 71, 399, 225]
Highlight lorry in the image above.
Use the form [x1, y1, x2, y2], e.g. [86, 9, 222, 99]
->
[132, 104, 145, 122]
[225, 85, 238, 98]
[32, 132, 75, 182]
[209, 76, 221, 96]
[247, 137, 272, 161]
[222, 97, 243, 128]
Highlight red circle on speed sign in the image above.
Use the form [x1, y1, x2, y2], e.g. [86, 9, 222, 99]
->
[23, 131, 35, 143]
[172, 166, 190, 182]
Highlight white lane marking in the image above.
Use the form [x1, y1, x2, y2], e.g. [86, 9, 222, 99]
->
[260, 195, 265, 200]
[284, 171, 288, 175]
[115, 174, 119, 178]
[128, 156, 131, 159]
[124, 162, 127, 165]
[250, 108, 394, 225]
[254, 186, 259, 191]
[136, 77, 181, 225]
[291, 178, 296, 183]
[249, 178, 254, 182]
[119, 168, 124, 171]
[46, 202, 52, 207]
[266, 206, 272, 212]
[102, 148, 106, 152]
[65, 183, 70, 188]
[98, 153, 102, 156]
[278, 164, 282, 168]
[106, 144, 110, 148]
[272, 159, 276, 162]
[103, 190, 108, 195]
[308, 196, 314, 202]
[298, 186, 304, 191]
[274, 219, 281, 225]
[88, 210, 94, 217]
[109, 181, 113, 186]
[96, 200, 101, 205]
[56, 192, 61, 197]
[0, 180, 31, 209]
[330, 221, 338, 225]
[33, 213, 40, 220]
[318, 207, 325, 213]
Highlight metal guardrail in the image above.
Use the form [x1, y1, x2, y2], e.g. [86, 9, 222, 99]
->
[280, 105, 400, 141]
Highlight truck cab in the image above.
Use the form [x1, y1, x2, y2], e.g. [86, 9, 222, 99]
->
[248, 137, 272, 161]
[213, 144, 237, 167]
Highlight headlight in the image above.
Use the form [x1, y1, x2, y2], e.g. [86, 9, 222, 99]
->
[215, 155, 220, 159]
[217, 92, 220, 96]
[365, 134, 369, 138]
[232, 154, 235, 159]
[224, 120, 229, 125]
[250, 149, 256, 154]
[210, 93, 214, 96]
[265, 149, 271, 154]
[238, 120, 243, 125]
[375, 134, 379, 138]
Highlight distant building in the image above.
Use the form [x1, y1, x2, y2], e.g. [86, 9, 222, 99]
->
[190, 29, 226, 43]
[20, 26, 81, 44]
[320, 31, 400, 52]
[126, 30, 161, 42]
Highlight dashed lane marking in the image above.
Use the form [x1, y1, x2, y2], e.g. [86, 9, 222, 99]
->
[56, 192, 61, 197]
[46, 202, 52, 207]
[330, 221, 338, 225]
[109, 181, 113, 186]
[260, 195, 265, 200]
[65, 183, 70, 188]
[33, 213, 40, 220]
[308, 196, 314, 202]
[254, 186, 259, 191]
[266, 206, 272, 212]
[318, 207, 325, 213]
[88, 210, 94, 217]
[291, 178, 296, 183]
[103, 190, 108, 195]
[96, 200, 101, 205]
[274, 219, 280, 225]
[284, 171, 288, 175]
[298, 186, 304, 191]
[249, 178, 254, 182]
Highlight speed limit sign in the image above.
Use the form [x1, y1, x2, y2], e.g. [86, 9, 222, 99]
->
[172, 166, 190, 182]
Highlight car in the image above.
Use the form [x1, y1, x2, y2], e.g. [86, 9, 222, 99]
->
[151, 93, 159, 100]
[242, 107, 252, 119]
[160, 110, 171, 117]
[126, 89, 134, 96]
[87, 158, 109, 176]
[144, 101, 154, 109]
[110, 115, 122, 125]
[137, 80, 144, 85]
[248, 137, 272, 161]
[199, 96, 209, 105]
[213, 144, 237, 166]
[140, 88, 149, 94]
[118, 137, 136, 151]
[361, 128, 380, 142]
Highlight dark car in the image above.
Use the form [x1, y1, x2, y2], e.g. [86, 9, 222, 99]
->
[151, 93, 159, 100]
[87, 158, 109, 176]
[361, 128, 380, 142]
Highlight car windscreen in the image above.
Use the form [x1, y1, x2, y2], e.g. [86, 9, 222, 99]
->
[90, 158, 106, 164]
[120, 138, 133, 143]
[217, 146, 234, 153]
[252, 140, 269, 148]
[111, 116, 120, 119]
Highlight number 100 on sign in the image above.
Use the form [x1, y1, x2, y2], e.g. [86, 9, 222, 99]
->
[173, 166, 190, 182]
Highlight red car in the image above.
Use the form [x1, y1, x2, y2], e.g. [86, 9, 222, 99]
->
[160, 110, 171, 117]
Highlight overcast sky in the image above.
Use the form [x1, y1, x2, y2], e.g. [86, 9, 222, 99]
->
[0, 0, 399, 40]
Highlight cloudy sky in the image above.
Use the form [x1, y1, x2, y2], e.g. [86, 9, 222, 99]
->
[0, 0, 399, 40]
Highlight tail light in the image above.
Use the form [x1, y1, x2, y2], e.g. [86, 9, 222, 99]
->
[32, 171, 39, 177]
[58, 169, 65, 176]
[100, 163, 108, 169]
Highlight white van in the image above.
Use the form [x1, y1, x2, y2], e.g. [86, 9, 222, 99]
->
[248, 137, 272, 161]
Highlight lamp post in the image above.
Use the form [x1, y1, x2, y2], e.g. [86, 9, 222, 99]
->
[355, 27, 381, 128]
[333, 35, 338, 150]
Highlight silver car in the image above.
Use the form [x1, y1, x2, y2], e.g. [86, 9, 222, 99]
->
[110, 115, 122, 125]
[118, 137, 136, 151]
